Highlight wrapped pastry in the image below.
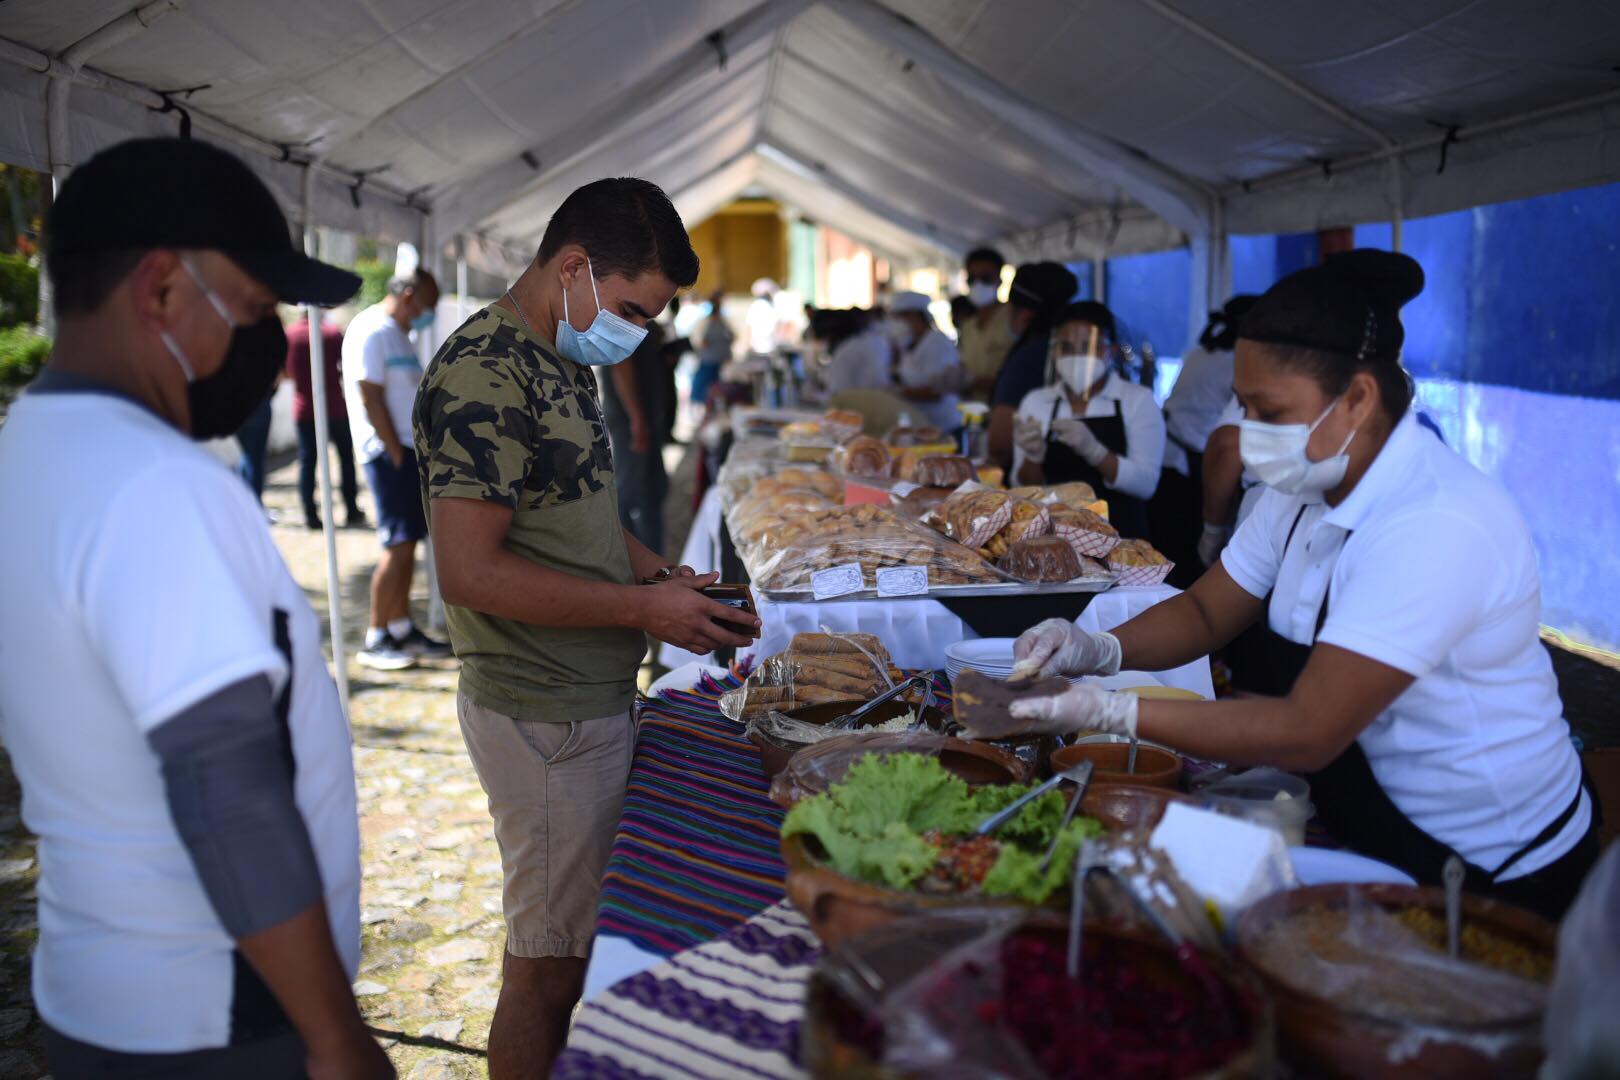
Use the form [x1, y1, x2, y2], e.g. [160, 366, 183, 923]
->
[1048, 504, 1120, 559]
[1107, 538, 1174, 587]
[998, 535, 1083, 583]
[982, 498, 1051, 560]
[885, 424, 944, 447]
[888, 443, 961, 482]
[893, 485, 953, 521]
[911, 454, 976, 488]
[832, 435, 891, 478]
[821, 409, 865, 442]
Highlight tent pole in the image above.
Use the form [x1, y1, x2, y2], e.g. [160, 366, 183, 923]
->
[302, 166, 350, 715]
[1389, 160, 1405, 252]
[1093, 257, 1106, 304]
[456, 235, 469, 325]
[419, 212, 446, 634]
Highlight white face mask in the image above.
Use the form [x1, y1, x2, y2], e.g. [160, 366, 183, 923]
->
[1053, 353, 1101, 395]
[967, 281, 998, 308]
[1239, 397, 1357, 495]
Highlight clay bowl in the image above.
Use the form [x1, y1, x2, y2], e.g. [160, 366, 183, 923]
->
[802, 909, 1273, 1080]
[1079, 781, 1195, 834]
[1235, 883, 1556, 1079]
[1051, 741, 1183, 790]
[747, 698, 951, 781]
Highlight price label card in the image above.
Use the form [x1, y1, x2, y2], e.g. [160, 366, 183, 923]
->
[811, 562, 865, 600]
[876, 565, 929, 597]
[889, 480, 921, 498]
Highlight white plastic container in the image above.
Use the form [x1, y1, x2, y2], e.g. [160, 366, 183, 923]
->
[1199, 768, 1314, 846]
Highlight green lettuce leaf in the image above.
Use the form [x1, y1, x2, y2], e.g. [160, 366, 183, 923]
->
[980, 817, 1105, 904]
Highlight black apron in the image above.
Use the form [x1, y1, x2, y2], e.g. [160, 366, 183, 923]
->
[1148, 428, 1204, 588]
[1252, 506, 1599, 919]
[1045, 397, 1150, 540]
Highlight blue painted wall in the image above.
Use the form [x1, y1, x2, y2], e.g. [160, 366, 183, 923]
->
[1095, 183, 1620, 648]
[1104, 248, 1190, 354]
[1061, 261, 1095, 301]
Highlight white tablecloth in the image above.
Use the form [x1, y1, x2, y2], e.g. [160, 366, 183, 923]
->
[658, 487, 1212, 699]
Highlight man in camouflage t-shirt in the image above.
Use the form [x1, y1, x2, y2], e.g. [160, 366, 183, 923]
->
[413, 179, 758, 1079]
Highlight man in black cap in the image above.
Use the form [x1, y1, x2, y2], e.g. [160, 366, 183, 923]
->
[0, 138, 391, 1079]
[987, 260, 1079, 469]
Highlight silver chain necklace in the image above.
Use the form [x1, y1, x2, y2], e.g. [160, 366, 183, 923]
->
[504, 289, 534, 332]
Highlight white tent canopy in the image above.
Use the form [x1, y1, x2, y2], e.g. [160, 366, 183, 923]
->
[4, 0, 1619, 296]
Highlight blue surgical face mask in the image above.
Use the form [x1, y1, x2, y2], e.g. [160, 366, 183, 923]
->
[411, 309, 436, 332]
[556, 256, 647, 366]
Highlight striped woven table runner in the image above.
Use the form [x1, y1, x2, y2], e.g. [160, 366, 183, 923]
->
[594, 668, 789, 957]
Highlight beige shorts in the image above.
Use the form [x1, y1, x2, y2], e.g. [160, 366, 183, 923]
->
[457, 692, 634, 958]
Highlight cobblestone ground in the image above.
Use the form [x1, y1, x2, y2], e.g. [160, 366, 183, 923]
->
[0, 438, 696, 1078]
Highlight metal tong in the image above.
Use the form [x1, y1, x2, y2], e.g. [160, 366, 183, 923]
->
[976, 759, 1095, 836]
[825, 674, 932, 731]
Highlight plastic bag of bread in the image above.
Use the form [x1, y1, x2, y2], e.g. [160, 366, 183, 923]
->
[911, 454, 977, 488]
[831, 434, 891, 478]
[821, 409, 865, 444]
[891, 485, 954, 522]
[997, 534, 1083, 583]
[888, 442, 962, 481]
[885, 424, 943, 448]
[750, 466, 844, 501]
[937, 490, 1050, 558]
[1047, 503, 1120, 559]
[747, 504, 1006, 593]
[718, 632, 904, 722]
[728, 487, 838, 551]
[1106, 538, 1174, 587]
[982, 498, 1051, 561]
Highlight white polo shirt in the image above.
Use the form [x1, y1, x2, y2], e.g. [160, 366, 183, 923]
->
[1013, 373, 1167, 499]
[1163, 344, 1236, 476]
[0, 385, 361, 1052]
[343, 301, 422, 462]
[1220, 410, 1588, 878]
[896, 326, 963, 431]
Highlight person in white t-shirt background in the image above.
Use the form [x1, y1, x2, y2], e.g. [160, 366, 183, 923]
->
[0, 138, 389, 1078]
[342, 270, 453, 671]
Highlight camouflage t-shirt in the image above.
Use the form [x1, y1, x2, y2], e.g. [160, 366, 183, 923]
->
[413, 304, 645, 724]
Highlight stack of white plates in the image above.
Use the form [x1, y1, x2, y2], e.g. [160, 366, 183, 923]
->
[944, 638, 1018, 686]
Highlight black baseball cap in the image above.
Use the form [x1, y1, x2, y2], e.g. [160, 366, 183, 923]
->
[48, 137, 360, 306]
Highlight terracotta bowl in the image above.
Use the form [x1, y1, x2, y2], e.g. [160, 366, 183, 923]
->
[747, 698, 950, 781]
[1079, 781, 1195, 834]
[801, 909, 1273, 1080]
[1051, 741, 1183, 790]
[1235, 883, 1555, 1079]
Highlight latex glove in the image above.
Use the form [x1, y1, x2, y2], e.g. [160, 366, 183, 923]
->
[1049, 418, 1109, 467]
[1010, 618, 1122, 679]
[1007, 682, 1139, 738]
[1013, 415, 1046, 464]
[1197, 522, 1231, 567]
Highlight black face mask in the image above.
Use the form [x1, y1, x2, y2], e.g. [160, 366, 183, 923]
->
[186, 317, 287, 440]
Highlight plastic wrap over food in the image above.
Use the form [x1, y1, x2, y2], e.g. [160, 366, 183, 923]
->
[747, 504, 1007, 593]
[936, 489, 1053, 560]
[1248, 889, 1549, 1027]
[834, 909, 1257, 1079]
[1047, 504, 1120, 560]
[728, 486, 839, 552]
[719, 631, 900, 721]
[831, 435, 891, 478]
[768, 731, 961, 805]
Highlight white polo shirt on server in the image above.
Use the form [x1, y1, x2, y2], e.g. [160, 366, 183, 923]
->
[1162, 344, 1235, 476]
[343, 301, 421, 462]
[1013, 373, 1167, 499]
[0, 383, 361, 1052]
[1219, 409, 1589, 879]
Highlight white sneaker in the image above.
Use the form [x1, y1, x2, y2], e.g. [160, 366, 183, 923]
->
[357, 637, 416, 671]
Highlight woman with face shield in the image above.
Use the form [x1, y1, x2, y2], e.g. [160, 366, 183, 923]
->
[990, 251, 1598, 919]
[1010, 301, 1165, 539]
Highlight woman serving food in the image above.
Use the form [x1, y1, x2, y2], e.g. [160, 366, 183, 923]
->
[998, 250, 1599, 919]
